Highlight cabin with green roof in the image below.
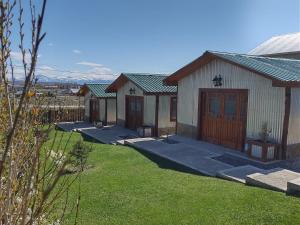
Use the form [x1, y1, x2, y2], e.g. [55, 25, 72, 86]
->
[164, 50, 300, 161]
[79, 83, 116, 125]
[106, 73, 177, 136]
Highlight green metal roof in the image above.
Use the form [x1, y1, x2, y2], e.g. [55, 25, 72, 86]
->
[86, 83, 116, 98]
[122, 73, 177, 93]
[211, 51, 300, 82]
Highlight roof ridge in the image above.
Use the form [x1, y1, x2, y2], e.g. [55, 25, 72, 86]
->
[122, 72, 168, 76]
[209, 50, 300, 61]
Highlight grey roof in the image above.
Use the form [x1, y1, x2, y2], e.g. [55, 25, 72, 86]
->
[249, 33, 300, 56]
[211, 51, 300, 82]
[85, 83, 116, 97]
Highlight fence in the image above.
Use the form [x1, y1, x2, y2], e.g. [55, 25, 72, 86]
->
[43, 107, 85, 123]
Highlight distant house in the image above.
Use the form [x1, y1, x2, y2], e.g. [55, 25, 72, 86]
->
[69, 88, 80, 96]
[106, 73, 177, 136]
[164, 51, 300, 160]
[249, 32, 300, 59]
[79, 83, 116, 125]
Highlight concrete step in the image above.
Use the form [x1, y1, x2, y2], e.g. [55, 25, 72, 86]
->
[217, 165, 265, 183]
[287, 177, 300, 196]
[246, 168, 300, 192]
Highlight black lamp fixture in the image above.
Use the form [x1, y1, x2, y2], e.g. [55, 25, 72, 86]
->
[129, 88, 136, 95]
[212, 74, 223, 87]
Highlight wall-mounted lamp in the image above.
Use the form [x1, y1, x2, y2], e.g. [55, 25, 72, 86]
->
[129, 88, 136, 95]
[212, 75, 223, 87]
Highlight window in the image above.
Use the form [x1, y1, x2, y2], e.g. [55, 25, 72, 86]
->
[209, 96, 220, 118]
[225, 95, 237, 119]
[170, 97, 177, 122]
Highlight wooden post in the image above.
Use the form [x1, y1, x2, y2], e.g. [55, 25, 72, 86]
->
[281, 87, 291, 160]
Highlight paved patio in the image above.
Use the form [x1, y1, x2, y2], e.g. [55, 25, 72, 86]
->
[79, 125, 138, 144]
[56, 121, 95, 132]
[124, 135, 300, 194]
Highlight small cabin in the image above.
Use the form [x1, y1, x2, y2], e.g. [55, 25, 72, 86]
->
[79, 83, 116, 125]
[106, 73, 177, 136]
[164, 51, 300, 160]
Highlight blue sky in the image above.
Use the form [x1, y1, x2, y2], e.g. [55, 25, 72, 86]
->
[11, 0, 300, 82]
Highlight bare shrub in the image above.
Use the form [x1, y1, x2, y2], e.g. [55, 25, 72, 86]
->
[0, 1, 86, 224]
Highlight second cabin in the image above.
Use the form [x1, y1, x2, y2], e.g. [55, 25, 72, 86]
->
[106, 73, 177, 136]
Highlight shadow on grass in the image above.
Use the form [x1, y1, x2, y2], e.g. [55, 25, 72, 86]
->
[133, 148, 205, 177]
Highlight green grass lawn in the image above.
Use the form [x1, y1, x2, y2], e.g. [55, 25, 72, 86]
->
[49, 131, 300, 225]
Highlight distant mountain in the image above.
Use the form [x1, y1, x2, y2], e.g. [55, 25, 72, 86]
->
[34, 75, 113, 84]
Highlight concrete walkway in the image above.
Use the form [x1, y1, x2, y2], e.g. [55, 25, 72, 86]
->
[79, 125, 138, 144]
[124, 136, 300, 195]
[125, 138, 233, 176]
[56, 121, 95, 132]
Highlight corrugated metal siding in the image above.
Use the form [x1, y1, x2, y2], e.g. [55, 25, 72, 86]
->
[99, 99, 106, 121]
[107, 99, 116, 123]
[178, 59, 285, 143]
[84, 91, 91, 118]
[144, 96, 156, 126]
[158, 95, 176, 129]
[288, 88, 300, 144]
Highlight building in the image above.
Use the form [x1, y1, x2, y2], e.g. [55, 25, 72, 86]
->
[164, 50, 300, 160]
[79, 83, 116, 125]
[106, 73, 177, 136]
[249, 32, 300, 59]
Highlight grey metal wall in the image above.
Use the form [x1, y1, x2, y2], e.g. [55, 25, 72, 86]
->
[99, 99, 106, 122]
[288, 88, 300, 145]
[177, 58, 286, 143]
[158, 95, 176, 129]
[107, 98, 116, 123]
[84, 91, 91, 119]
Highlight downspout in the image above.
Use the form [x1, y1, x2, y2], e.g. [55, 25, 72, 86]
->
[281, 87, 291, 160]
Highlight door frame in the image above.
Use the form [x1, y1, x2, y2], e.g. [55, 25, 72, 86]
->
[197, 88, 248, 150]
[125, 95, 144, 130]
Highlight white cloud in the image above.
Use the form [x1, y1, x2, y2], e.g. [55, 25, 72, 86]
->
[47, 43, 54, 47]
[10, 51, 30, 62]
[72, 49, 81, 54]
[9, 59, 116, 82]
[10, 51, 41, 63]
[77, 61, 103, 67]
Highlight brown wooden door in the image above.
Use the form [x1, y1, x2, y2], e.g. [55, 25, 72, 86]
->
[199, 89, 248, 150]
[125, 96, 144, 130]
[90, 99, 99, 122]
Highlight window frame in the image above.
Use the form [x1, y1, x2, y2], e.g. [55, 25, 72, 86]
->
[170, 96, 177, 122]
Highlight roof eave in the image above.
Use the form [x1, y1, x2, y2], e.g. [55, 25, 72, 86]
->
[144, 91, 177, 95]
[272, 81, 300, 87]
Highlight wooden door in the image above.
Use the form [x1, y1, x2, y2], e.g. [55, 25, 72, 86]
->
[90, 99, 99, 122]
[199, 89, 248, 150]
[125, 96, 144, 130]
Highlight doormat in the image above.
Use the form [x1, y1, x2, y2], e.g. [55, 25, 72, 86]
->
[118, 135, 138, 139]
[212, 154, 280, 169]
[161, 139, 180, 144]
